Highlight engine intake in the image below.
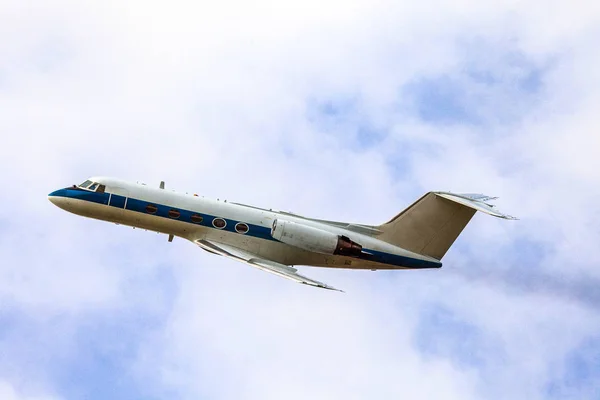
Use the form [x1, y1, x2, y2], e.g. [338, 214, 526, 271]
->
[271, 219, 363, 257]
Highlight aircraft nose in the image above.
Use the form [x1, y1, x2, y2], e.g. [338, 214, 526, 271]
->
[48, 188, 64, 197]
[48, 189, 71, 210]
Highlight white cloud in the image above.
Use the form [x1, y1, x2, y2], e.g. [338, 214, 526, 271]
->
[1, 0, 599, 399]
[0, 380, 60, 400]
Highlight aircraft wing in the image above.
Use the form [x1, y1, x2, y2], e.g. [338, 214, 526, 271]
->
[195, 239, 343, 292]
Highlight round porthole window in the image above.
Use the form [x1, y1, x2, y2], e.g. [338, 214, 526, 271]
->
[168, 209, 180, 219]
[146, 204, 158, 214]
[235, 223, 249, 234]
[212, 218, 226, 229]
[190, 214, 203, 224]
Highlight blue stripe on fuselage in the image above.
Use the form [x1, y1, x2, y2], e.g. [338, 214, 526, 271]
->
[49, 188, 109, 205]
[109, 194, 126, 208]
[122, 197, 274, 240]
[49, 189, 440, 269]
[364, 249, 441, 269]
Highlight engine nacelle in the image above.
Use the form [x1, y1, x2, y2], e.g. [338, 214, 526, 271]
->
[271, 219, 363, 257]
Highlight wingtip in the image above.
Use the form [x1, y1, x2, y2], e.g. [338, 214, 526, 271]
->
[305, 282, 345, 292]
[318, 282, 345, 292]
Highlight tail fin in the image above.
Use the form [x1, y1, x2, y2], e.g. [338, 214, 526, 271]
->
[377, 192, 516, 260]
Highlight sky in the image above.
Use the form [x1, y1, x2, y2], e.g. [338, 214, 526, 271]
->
[1, 0, 600, 399]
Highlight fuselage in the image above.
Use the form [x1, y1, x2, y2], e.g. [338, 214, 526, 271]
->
[48, 177, 442, 270]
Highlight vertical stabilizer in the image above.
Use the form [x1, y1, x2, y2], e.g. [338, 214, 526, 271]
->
[377, 192, 515, 260]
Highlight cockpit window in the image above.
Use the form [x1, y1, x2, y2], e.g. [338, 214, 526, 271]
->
[77, 180, 105, 192]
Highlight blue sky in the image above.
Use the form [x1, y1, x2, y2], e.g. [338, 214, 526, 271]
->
[1, 1, 600, 399]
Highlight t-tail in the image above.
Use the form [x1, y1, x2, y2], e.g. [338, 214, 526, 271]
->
[377, 192, 516, 260]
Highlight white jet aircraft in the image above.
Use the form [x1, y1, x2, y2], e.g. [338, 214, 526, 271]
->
[48, 177, 516, 291]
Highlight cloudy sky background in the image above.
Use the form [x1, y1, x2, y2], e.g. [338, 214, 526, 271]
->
[1, 0, 600, 398]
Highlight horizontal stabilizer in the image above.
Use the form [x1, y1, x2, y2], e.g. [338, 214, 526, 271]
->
[434, 192, 518, 220]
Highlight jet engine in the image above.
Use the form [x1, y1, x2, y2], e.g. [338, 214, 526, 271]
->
[271, 219, 363, 257]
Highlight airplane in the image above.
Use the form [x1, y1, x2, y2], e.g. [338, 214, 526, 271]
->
[48, 177, 516, 292]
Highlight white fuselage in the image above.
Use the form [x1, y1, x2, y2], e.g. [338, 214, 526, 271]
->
[48, 177, 442, 270]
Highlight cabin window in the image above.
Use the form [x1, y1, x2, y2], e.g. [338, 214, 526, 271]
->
[190, 214, 203, 223]
[168, 209, 181, 219]
[97, 184, 106, 193]
[88, 183, 98, 191]
[146, 204, 158, 214]
[235, 223, 249, 234]
[213, 218, 226, 229]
